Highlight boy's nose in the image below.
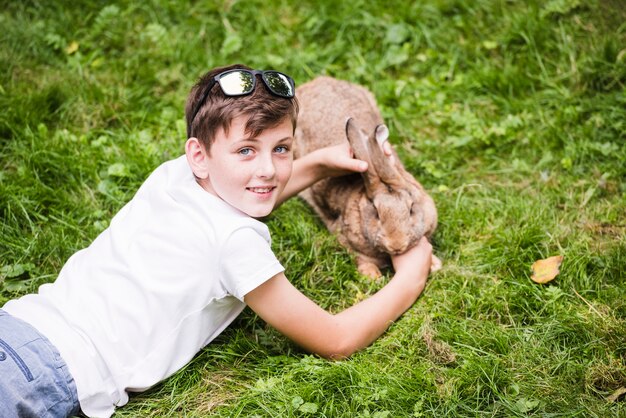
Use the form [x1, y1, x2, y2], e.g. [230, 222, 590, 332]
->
[255, 155, 276, 178]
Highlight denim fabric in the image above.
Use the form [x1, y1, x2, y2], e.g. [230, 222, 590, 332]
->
[0, 309, 81, 418]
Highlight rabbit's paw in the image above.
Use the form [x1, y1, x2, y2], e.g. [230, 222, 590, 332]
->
[357, 260, 383, 280]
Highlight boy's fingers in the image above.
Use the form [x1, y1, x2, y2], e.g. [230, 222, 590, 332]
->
[430, 255, 442, 273]
[352, 159, 368, 172]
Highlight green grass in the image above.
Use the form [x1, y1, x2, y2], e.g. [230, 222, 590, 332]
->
[1, 0, 625, 416]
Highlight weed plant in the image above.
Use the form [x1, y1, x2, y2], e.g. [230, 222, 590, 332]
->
[1, 0, 625, 416]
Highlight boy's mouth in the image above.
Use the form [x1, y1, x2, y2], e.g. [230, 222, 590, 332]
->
[247, 186, 276, 195]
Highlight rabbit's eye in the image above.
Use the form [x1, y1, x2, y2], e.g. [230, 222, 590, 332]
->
[409, 204, 415, 215]
[370, 205, 379, 220]
[367, 200, 380, 220]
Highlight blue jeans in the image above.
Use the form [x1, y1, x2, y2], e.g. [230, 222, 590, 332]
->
[0, 309, 81, 418]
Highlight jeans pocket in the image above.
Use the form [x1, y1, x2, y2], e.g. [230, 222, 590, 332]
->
[0, 337, 34, 382]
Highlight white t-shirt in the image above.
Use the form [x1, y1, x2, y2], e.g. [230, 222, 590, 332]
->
[3, 155, 284, 417]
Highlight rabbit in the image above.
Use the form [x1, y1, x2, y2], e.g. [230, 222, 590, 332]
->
[294, 76, 440, 279]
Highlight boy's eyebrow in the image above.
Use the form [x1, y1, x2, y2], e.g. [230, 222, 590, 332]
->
[235, 136, 293, 144]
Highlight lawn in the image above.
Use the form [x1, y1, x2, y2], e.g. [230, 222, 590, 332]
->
[1, 0, 625, 416]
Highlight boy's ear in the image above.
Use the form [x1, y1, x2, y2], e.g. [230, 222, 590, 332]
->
[185, 137, 210, 179]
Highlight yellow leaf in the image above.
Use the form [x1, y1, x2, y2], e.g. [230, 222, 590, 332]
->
[65, 41, 79, 55]
[530, 255, 563, 284]
[607, 387, 626, 403]
[482, 40, 498, 50]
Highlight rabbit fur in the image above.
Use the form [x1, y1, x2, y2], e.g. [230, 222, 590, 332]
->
[294, 76, 439, 278]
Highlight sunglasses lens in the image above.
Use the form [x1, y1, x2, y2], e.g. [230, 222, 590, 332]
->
[263, 72, 294, 97]
[218, 71, 255, 96]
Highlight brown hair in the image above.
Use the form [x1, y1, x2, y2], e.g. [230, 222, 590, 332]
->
[185, 64, 299, 153]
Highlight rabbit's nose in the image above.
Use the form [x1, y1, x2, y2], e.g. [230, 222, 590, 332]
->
[383, 236, 410, 254]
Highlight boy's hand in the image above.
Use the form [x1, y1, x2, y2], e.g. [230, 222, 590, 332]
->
[315, 140, 394, 179]
[313, 143, 368, 178]
[390, 237, 433, 280]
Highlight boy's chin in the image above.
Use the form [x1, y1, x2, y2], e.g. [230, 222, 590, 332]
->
[242, 206, 274, 219]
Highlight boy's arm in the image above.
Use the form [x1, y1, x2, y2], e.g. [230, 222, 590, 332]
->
[277, 140, 394, 206]
[277, 143, 368, 206]
[244, 237, 432, 359]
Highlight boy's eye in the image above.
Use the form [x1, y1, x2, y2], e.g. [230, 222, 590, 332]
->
[238, 148, 253, 156]
[274, 145, 289, 154]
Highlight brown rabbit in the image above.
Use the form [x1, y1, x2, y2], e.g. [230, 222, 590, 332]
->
[294, 76, 439, 278]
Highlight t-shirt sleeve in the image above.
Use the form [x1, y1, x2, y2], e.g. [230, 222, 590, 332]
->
[219, 227, 284, 302]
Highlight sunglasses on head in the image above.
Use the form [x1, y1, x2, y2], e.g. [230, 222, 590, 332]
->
[187, 69, 296, 137]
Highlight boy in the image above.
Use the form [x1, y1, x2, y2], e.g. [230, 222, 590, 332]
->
[0, 64, 433, 417]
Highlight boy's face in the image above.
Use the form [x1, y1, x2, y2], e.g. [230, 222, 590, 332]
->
[198, 116, 294, 218]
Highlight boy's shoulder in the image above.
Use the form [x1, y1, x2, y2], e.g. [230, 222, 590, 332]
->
[137, 154, 272, 242]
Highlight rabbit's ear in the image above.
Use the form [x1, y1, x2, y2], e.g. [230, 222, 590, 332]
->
[346, 118, 369, 162]
[346, 118, 384, 197]
[375, 124, 389, 143]
[368, 124, 402, 188]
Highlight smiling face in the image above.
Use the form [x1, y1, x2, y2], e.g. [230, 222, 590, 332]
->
[188, 115, 294, 218]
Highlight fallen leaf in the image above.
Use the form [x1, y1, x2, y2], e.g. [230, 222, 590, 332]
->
[515, 398, 540, 413]
[65, 41, 79, 55]
[299, 402, 318, 414]
[607, 387, 626, 403]
[530, 255, 564, 284]
[482, 40, 498, 50]
[107, 163, 130, 177]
